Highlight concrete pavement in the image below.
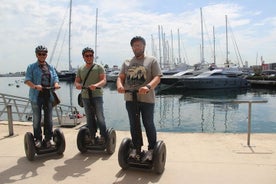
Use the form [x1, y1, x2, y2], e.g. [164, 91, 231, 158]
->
[0, 121, 276, 184]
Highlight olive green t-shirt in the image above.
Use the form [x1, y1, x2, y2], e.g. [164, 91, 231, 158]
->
[76, 64, 105, 98]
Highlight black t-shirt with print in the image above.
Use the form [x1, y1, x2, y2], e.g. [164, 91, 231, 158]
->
[39, 64, 51, 99]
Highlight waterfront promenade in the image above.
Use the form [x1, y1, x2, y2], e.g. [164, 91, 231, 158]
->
[0, 121, 276, 184]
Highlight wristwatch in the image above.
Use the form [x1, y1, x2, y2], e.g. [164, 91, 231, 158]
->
[146, 84, 151, 90]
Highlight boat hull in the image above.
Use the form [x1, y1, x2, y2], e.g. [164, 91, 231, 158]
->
[58, 72, 76, 82]
[178, 77, 249, 89]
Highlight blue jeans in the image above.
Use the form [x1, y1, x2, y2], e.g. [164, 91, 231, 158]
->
[126, 101, 157, 150]
[83, 97, 107, 138]
[31, 98, 53, 141]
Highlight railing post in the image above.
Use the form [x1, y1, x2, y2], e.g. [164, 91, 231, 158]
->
[247, 102, 252, 146]
[232, 99, 267, 147]
[7, 105, 14, 136]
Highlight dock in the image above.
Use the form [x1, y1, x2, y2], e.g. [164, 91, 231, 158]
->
[248, 79, 276, 88]
[0, 121, 276, 184]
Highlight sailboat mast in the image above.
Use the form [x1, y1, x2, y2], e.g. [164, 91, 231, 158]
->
[151, 34, 156, 57]
[158, 25, 162, 68]
[68, 0, 72, 71]
[177, 28, 181, 63]
[225, 15, 229, 67]
[213, 26, 216, 64]
[69, 0, 73, 107]
[200, 7, 204, 63]
[161, 26, 166, 68]
[95, 8, 98, 63]
[170, 30, 174, 65]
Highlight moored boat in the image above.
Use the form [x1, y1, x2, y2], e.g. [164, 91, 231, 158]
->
[57, 70, 76, 82]
[178, 69, 249, 89]
[106, 70, 119, 82]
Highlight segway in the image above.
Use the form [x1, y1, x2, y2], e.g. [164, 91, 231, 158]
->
[118, 90, 166, 174]
[76, 87, 116, 155]
[77, 126, 116, 154]
[24, 128, 66, 161]
[24, 86, 66, 161]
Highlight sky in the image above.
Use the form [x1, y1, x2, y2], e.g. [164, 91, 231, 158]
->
[0, 0, 276, 74]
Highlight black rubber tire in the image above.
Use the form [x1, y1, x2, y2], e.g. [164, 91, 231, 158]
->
[106, 128, 116, 155]
[53, 128, 66, 155]
[24, 132, 36, 161]
[118, 138, 131, 169]
[77, 127, 89, 153]
[153, 140, 166, 174]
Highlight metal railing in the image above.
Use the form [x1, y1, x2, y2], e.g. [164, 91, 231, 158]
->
[232, 99, 268, 146]
[0, 93, 82, 127]
[0, 93, 31, 121]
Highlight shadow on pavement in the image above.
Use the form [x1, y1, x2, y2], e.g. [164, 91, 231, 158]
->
[113, 168, 163, 184]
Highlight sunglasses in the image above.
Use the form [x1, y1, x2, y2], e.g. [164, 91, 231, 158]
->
[37, 53, 47, 56]
[84, 54, 93, 58]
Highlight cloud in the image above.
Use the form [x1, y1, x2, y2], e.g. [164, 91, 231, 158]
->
[0, 0, 276, 73]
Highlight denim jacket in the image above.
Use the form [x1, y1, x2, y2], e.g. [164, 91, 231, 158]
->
[25, 61, 59, 103]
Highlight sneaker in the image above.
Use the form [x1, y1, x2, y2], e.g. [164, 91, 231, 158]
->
[129, 149, 137, 158]
[142, 149, 153, 162]
[46, 139, 56, 148]
[35, 140, 42, 148]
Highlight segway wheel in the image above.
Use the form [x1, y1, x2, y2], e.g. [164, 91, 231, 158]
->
[106, 128, 116, 155]
[153, 140, 166, 174]
[118, 138, 131, 169]
[77, 127, 89, 153]
[24, 132, 36, 161]
[53, 128, 66, 155]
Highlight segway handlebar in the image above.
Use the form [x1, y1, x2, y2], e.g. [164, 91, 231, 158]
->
[124, 89, 139, 93]
[81, 86, 101, 90]
[42, 86, 61, 90]
[124, 89, 149, 95]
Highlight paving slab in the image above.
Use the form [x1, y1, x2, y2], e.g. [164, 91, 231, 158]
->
[0, 122, 276, 184]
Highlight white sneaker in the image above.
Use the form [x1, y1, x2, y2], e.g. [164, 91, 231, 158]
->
[46, 139, 56, 148]
[129, 149, 137, 158]
[35, 140, 42, 148]
[142, 149, 153, 161]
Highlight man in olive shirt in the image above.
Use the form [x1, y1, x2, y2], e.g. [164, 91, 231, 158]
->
[75, 47, 107, 143]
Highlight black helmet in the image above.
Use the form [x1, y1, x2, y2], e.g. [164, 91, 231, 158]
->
[130, 36, 146, 46]
[82, 47, 94, 55]
[35, 45, 48, 53]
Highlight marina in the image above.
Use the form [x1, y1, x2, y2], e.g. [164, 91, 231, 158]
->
[1, 1, 276, 183]
[1, 76, 276, 133]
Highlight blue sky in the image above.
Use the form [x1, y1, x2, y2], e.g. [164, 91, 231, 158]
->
[0, 0, 275, 73]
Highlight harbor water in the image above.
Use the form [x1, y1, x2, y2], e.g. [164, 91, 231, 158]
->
[1, 76, 276, 133]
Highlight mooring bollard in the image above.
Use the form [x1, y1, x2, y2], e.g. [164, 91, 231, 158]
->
[7, 105, 14, 136]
